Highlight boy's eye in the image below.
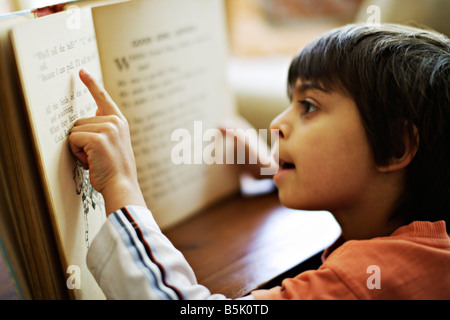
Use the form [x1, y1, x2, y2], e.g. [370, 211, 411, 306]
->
[299, 100, 318, 115]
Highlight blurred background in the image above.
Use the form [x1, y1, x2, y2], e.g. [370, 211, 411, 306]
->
[1, 0, 449, 130]
[226, 0, 450, 131]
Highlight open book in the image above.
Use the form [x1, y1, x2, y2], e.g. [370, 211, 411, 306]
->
[0, 0, 240, 299]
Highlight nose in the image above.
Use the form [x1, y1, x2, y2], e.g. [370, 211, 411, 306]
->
[270, 108, 290, 139]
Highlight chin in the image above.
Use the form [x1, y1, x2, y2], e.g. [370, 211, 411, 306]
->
[277, 190, 304, 209]
[277, 190, 324, 211]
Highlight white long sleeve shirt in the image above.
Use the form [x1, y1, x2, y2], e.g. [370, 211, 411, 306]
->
[86, 205, 253, 300]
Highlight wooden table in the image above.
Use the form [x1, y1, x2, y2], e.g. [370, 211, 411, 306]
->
[164, 190, 341, 299]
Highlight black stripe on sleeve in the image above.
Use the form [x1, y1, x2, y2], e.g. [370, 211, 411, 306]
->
[120, 207, 184, 300]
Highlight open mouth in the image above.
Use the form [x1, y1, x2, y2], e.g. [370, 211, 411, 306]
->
[279, 159, 295, 170]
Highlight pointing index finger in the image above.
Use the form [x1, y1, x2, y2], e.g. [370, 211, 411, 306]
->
[79, 68, 123, 118]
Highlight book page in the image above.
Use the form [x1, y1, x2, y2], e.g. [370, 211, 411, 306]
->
[11, 8, 106, 299]
[0, 10, 69, 300]
[0, 11, 36, 300]
[92, 0, 240, 229]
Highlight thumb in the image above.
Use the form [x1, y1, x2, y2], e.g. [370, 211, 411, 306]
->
[79, 68, 123, 118]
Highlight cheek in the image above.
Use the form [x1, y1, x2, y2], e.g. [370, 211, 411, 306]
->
[291, 125, 375, 209]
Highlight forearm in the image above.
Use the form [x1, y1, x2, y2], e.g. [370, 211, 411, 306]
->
[101, 178, 146, 217]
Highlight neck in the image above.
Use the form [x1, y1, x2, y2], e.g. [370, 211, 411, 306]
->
[335, 209, 404, 240]
[332, 172, 406, 240]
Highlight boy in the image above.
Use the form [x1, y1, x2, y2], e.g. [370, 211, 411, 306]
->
[69, 23, 450, 299]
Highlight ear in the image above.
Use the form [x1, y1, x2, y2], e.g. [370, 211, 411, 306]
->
[376, 123, 419, 173]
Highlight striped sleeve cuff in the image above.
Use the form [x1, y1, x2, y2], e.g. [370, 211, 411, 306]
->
[110, 207, 183, 299]
[87, 206, 227, 300]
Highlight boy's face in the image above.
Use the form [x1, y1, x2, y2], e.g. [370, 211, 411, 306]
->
[271, 79, 378, 213]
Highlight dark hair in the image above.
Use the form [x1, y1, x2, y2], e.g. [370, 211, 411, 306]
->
[288, 24, 450, 230]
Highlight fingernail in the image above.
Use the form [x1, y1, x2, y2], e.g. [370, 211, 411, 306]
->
[79, 68, 90, 76]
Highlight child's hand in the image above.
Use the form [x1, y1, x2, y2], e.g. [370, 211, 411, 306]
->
[69, 69, 146, 215]
[219, 117, 275, 179]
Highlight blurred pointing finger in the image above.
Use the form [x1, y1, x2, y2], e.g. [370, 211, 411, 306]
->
[79, 68, 123, 118]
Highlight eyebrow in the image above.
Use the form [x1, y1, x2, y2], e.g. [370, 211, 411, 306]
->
[295, 82, 328, 94]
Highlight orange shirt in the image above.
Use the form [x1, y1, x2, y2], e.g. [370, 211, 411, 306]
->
[252, 221, 450, 299]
